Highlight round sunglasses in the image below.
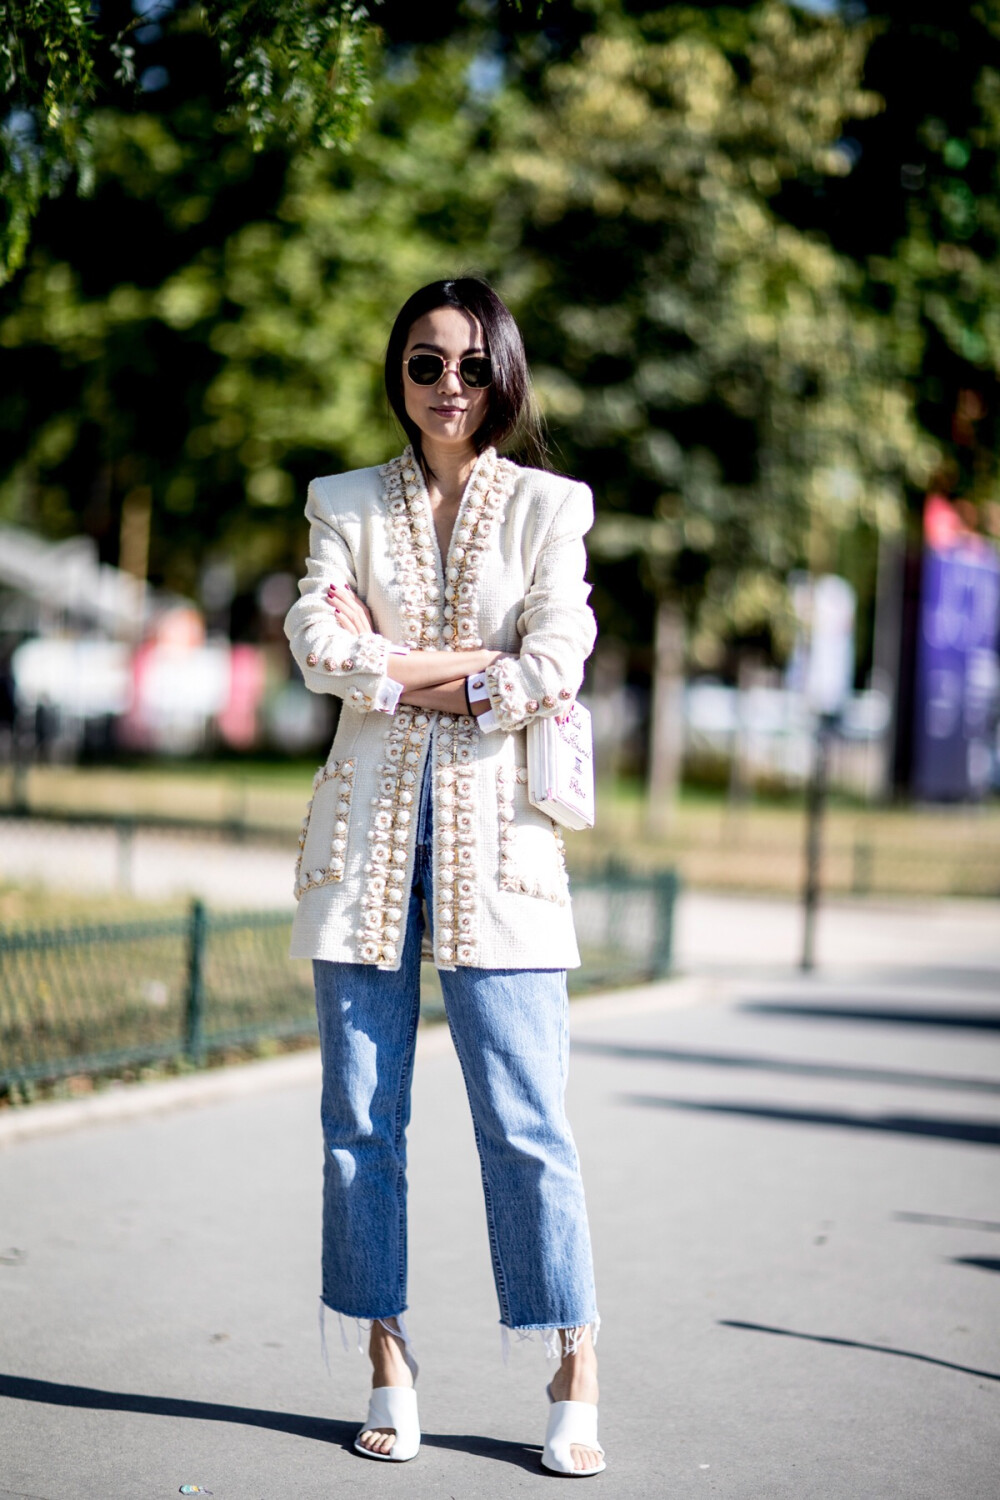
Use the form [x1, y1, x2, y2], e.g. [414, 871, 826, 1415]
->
[405, 353, 493, 389]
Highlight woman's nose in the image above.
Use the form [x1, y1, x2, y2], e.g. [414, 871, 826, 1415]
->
[438, 363, 464, 393]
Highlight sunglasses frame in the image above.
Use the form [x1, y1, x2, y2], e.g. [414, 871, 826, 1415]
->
[404, 352, 493, 389]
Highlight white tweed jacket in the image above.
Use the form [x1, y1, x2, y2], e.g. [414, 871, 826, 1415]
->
[283, 444, 597, 972]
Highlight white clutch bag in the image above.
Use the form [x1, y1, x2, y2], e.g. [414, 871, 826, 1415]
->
[527, 701, 595, 831]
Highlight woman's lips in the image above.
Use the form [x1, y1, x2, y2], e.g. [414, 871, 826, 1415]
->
[431, 405, 466, 416]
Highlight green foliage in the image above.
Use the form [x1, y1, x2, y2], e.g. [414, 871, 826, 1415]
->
[199, 0, 375, 149]
[5, 0, 1000, 682]
[0, 30, 507, 600]
[859, 1, 1000, 516]
[782, 0, 1000, 539]
[0, 0, 379, 284]
[2, 0, 101, 275]
[497, 2, 926, 664]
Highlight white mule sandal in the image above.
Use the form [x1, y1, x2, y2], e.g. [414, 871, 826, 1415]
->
[354, 1385, 421, 1462]
[542, 1385, 606, 1477]
[353, 1327, 420, 1463]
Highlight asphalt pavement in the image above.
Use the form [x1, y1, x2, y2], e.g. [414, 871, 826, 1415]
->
[2, 891, 999, 1499]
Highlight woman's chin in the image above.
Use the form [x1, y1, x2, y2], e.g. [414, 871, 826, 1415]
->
[419, 421, 479, 450]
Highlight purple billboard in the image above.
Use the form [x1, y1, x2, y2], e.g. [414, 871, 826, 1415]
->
[913, 498, 1000, 800]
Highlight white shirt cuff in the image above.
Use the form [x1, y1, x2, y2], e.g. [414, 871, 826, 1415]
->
[467, 672, 499, 734]
[373, 674, 404, 714]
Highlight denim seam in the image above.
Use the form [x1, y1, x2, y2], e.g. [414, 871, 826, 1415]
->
[475, 1118, 512, 1326]
[392, 957, 422, 1313]
[444, 1012, 513, 1327]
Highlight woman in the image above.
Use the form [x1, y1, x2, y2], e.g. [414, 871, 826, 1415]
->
[283, 277, 604, 1477]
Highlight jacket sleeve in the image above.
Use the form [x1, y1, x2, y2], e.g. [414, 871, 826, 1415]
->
[283, 478, 398, 715]
[483, 479, 598, 733]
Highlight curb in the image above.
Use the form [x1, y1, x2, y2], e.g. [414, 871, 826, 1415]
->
[0, 976, 711, 1149]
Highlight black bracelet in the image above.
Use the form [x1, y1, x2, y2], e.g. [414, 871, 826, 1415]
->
[463, 677, 474, 716]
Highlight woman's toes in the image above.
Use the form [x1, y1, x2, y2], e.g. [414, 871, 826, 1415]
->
[571, 1443, 600, 1472]
[360, 1426, 396, 1455]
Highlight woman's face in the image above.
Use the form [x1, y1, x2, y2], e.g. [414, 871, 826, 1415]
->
[401, 305, 491, 459]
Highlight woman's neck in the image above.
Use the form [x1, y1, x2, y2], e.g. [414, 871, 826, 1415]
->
[419, 439, 480, 507]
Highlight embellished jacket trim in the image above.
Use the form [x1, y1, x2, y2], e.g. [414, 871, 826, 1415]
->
[434, 714, 480, 967]
[496, 766, 570, 905]
[356, 708, 432, 966]
[303, 632, 387, 676]
[485, 664, 578, 734]
[378, 444, 516, 654]
[294, 759, 355, 898]
[303, 632, 391, 715]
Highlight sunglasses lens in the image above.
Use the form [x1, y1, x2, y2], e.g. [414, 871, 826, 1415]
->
[406, 354, 444, 385]
[459, 357, 492, 388]
[405, 354, 493, 388]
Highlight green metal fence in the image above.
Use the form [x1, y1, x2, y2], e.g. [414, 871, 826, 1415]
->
[0, 865, 680, 1093]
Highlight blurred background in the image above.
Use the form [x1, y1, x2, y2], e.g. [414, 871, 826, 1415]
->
[2, 0, 999, 1091]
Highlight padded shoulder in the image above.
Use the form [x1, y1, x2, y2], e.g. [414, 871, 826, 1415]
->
[307, 465, 384, 524]
[505, 462, 594, 537]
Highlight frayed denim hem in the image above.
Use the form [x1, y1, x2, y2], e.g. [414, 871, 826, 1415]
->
[500, 1313, 601, 1363]
[317, 1296, 414, 1373]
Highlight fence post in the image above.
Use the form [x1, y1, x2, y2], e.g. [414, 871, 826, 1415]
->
[185, 899, 207, 1064]
[651, 868, 680, 978]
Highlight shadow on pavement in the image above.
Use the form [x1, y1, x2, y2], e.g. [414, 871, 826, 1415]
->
[573, 1039, 1000, 1095]
[417, 1433, 543, 1472]
[740, 1001, 1000, 1031]
[950, 1257, 1000, 1275]
[893, 1211, 1000, 1232]
[850, 966, 1000, 994]
[624, 1096, 1000, 1147]
[719, 1319, 1000, 1383]
[0, 1373, 351, 1446]
[0, 1374, 542, 1471]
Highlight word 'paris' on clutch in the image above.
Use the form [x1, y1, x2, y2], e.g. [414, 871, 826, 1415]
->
[527, 701, 595, 832]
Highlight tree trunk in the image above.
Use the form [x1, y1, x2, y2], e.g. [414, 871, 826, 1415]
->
[119, 483, 153, 641]
[647, 597, 685, 835]
[591, 637, 629, 782]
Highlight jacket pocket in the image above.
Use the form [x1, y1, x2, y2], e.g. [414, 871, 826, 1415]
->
[496, 765, 570, 905]
[294, 758, 356, 899]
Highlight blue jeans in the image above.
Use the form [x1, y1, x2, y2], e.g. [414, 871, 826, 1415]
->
[313, 762, 598, 1333]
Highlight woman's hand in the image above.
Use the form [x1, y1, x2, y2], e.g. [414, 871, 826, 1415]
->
[326, 582, 374, 635]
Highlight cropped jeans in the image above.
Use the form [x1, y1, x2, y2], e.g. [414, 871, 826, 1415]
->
[313, 760, 598, 1337]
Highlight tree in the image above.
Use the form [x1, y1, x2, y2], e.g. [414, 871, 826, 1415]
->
[1, 0, 559, 286]
[489, 2, 928, 808]
[0, 28, 509, 609]
[3, 0, 972, 807]
[1, 0, 379, 284]
[775, 1, 1000, 535]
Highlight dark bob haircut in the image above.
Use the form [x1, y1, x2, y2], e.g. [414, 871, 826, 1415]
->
[384, 277, 547, 473]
